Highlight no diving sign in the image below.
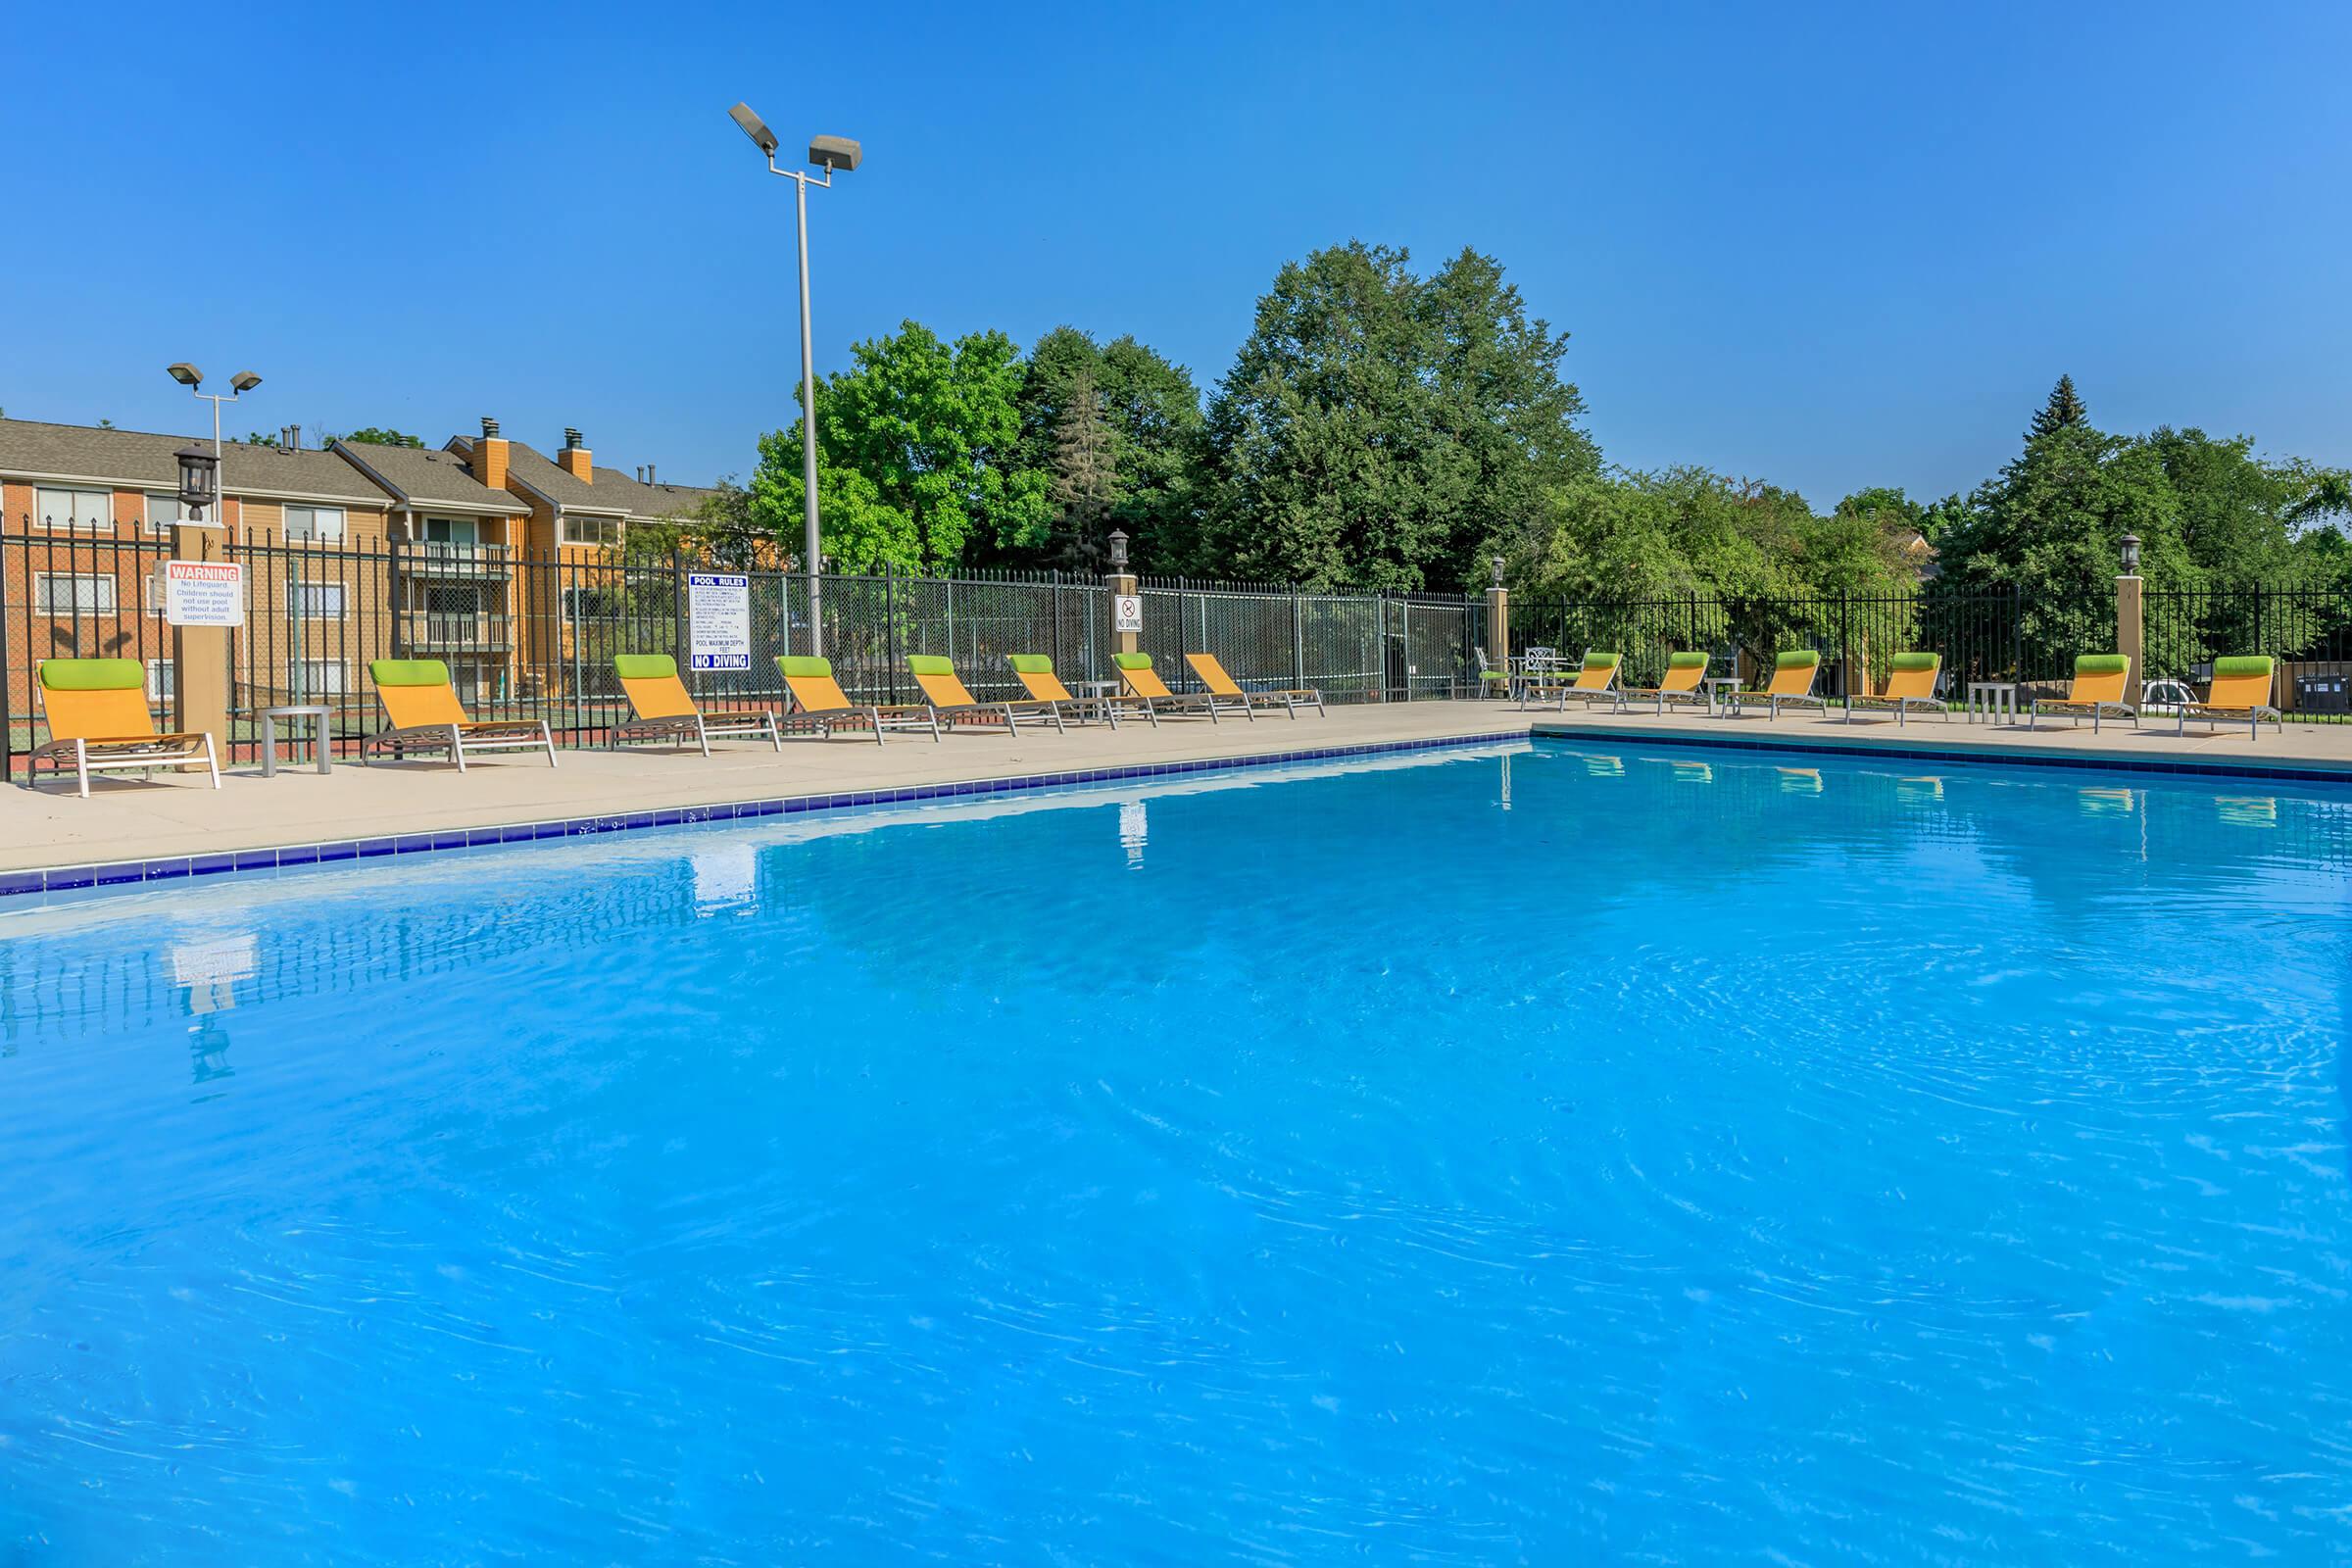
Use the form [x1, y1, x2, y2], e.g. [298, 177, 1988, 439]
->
[689, 572, 752, 670]
[1113, 594, 1143, 633]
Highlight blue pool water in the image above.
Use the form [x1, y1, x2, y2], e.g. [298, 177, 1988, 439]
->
[3, 741, 2350, 1564]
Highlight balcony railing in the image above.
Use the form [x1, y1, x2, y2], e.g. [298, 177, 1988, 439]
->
[396, 611, 512, 650]
[395, 542, 513, 578]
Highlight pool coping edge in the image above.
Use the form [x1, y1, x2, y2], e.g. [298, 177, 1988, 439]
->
[1, 731, 1532, 903]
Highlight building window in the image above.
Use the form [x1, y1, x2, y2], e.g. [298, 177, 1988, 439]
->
[422, 516, 479, 546]
[284, 505, 346, 542]
[563, 585, 626, 620]
[287, 660, 348, 697]
[35, 487, 113, 531]
[146, 660, 176, 702]
[144, 493, 183, 534]
[34, 573, 118, 615]
[561, 515, 622, 548]
[294, 582, 348, 619]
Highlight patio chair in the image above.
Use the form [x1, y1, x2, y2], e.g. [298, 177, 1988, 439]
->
[1008, 654, 1140, 727]
[907, 655, 1065, 735]
[611, 654, 780, 756]
[2175, 656, 2283, 740]
[775, 656, 939, 744]
[1522, 651, 1622, 710]
[1112, 652, 1229, 720]
[1614, 651, 1710, 715]
[1184, 653, 1325, 717]
[1843, 653, 1947, 726]
[1728, 651, 1827, 719]
[363, 659, 555, 770]
[1472, 646, 1512, 700]
[28, 658, 220, 797]
[2030, 655, 2136, 733]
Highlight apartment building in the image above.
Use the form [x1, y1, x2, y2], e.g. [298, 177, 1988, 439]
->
[1, 413, 717, 721]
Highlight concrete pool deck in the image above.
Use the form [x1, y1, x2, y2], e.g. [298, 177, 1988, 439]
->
[0, 702, 1537, 877]
[6, 699, 2350, 884]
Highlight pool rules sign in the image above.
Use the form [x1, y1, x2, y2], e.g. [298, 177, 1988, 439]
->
[688, 572, 752, 670]
[160, 560, 245, 627]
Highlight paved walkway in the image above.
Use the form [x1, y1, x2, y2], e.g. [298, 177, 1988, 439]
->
[0, 703, 1534, 874]
[9, 700, 2348, 878]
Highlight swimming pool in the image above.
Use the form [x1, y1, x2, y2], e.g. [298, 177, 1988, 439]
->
[3, 741, 2348, 1563]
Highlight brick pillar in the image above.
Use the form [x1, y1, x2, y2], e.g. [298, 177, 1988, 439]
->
[2116, 573, 2143, 697]
[1485, 582, 1509, 698]
[171, 522, 231, 767]
[1106, 528, 1139, 658]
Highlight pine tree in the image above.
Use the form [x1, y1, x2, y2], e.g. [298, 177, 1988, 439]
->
[1048, 365, 1119, 571]
[2028, 374, 2088, 441]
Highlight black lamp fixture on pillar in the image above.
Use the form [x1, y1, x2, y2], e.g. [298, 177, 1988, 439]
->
[173, 442, 219, 522]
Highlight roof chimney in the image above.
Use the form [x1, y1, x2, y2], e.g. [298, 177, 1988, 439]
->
[558, 425, 593, 483]
[645, 463, 656, 486]
[285, 423, 301, 451]
[634, 466, 645, 483]
[475, 416, 510, 490]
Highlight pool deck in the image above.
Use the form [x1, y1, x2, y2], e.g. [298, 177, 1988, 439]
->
[0, 702, 1536, 878]
[7, 699, 2350, 884]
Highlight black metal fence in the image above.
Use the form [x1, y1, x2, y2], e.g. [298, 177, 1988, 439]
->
[2, 529, 1494, 779]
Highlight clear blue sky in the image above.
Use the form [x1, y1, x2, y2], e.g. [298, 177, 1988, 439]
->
[7, 0, 2348, 513]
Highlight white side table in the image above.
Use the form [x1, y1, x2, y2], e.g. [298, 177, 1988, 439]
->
[1702, 676, 1740, 716]
[1965, 682, 2020, 725]
[260, 704, 333, 776]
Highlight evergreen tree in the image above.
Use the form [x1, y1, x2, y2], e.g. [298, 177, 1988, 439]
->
[1045, 365, 1119, 572]
[2027, 374, 2088, 441]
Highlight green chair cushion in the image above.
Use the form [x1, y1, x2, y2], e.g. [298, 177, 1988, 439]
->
[612, 654, 677, 680]
[1584, 652, 1622, 670]
[2074, 653, 2129, 675]
[1776, 650, 1821, 669]
[369, 659, 450, 687]
[38, 658, 144, 692]
[1667, 652, 1709, 670]
[2212, 656, 2274, 678]
[1112, 652, 1153, 670]
[906, 655, 955, 675]
[1888, 652, 1938, 672]
[1007, 654, 1054, 673]
[777, 656, 833, 678]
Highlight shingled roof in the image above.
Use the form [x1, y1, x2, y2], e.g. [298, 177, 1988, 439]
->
[329, 440, 528, 514]
[0, 416, 392, 506]
[590, 466, 720, 522]
[449, 437, 626, 515]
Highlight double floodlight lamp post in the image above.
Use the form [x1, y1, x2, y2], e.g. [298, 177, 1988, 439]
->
[165, 363, 262, 525]
[729, 101, 859, 654]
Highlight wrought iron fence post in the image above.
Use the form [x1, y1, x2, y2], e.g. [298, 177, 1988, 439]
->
[884, 564, 900, 704]
[1292, 582, 1305, 692]
[2012, 583, 2025, 685]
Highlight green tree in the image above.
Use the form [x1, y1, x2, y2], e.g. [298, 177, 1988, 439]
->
[342, 426, 425, 449]
[752, 320, 1048, 573]
[1009, 325, 1204, 572]
[2028, 374, 2088, 440]
[1200, 241, 1594, 591]
[1044, 364, 1118, 571]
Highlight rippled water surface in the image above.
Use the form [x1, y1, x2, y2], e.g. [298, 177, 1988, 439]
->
[4, 742, 2351, 1564]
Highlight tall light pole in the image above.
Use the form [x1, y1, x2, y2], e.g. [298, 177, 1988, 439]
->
[165, 363, 261, 527]
[729, 102, 860, 655]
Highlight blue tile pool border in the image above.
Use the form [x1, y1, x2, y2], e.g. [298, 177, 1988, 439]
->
[2, 731, 1531, 903]
[1529, 718, 2352, 789]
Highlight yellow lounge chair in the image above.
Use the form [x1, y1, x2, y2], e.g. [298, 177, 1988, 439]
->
[1728, 651, 1826, 718]
[907, 655, 1065, 735]
[1184, 653, 1325, 717]
[1112, 653, 1227, 720]
[611, 654, 780, 755]
[30, 658, 220, 797]
[775, 655, 938, 744]
[2176, 656, 2282, 740]
[1614, 651, 1709, 715]
[1843, 652, 1946, 726]
[1521, 651, 1621, 711]
[363, 659, 556, 769]
[2030, 654, 2136, 733]
[1009, 654, 1140, 727]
